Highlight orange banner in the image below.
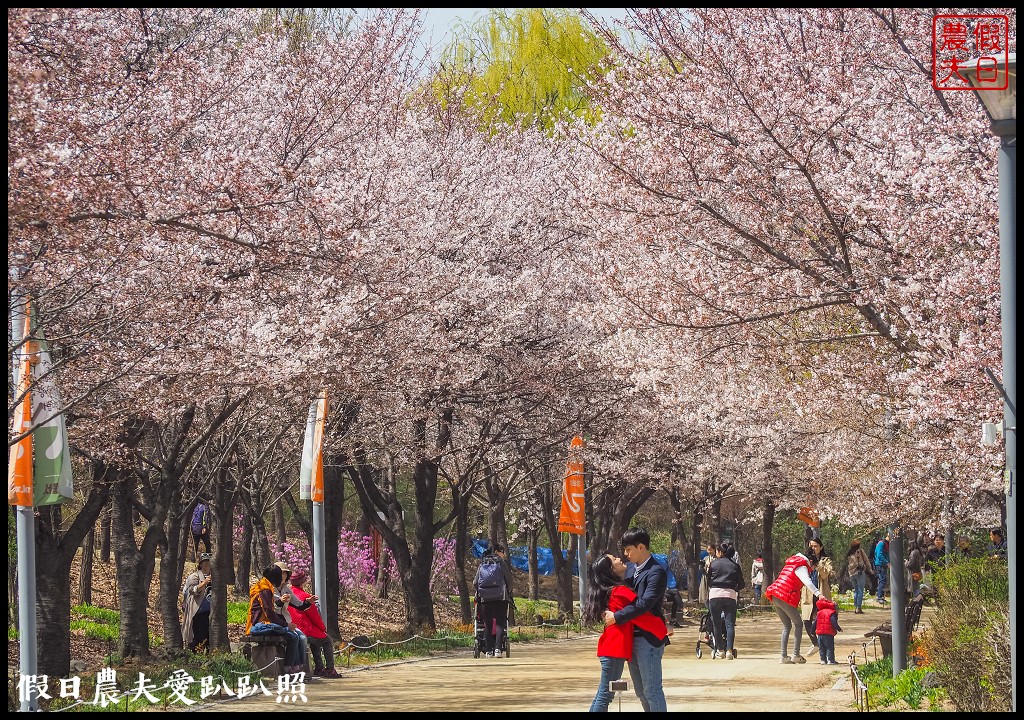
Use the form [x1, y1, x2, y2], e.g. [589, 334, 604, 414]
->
[8, 312, 34, 506]
[798, 506, 820, 528]
[557, 436, 586, 535]
[310, 390, 328, 503]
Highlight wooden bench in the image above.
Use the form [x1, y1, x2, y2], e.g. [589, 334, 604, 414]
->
[864, 594, 928, 658]
[239, 633, 287, 678]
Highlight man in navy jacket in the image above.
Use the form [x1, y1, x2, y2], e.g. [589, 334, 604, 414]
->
[603, 527, 669, 712]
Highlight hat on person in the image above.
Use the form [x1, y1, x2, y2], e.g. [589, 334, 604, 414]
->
[198, 552, 212, 564]
[274, 560, 291, 574]
[851, 539, 861, 547]
[289, 569, 307, 586]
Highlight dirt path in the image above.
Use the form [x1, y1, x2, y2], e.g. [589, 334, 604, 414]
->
[206, 602, 909, 712]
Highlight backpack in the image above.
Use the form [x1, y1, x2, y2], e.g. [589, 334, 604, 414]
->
[476, 557, 506, 602]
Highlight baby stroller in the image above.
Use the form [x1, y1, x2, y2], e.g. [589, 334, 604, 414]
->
[473, 598, 511, 658]
[695, 609, 718, 659]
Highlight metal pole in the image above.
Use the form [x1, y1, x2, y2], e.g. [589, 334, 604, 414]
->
[312, 501, 326, 604]
[996, 128, 1016, 712]
[888, 523, 906, 675]
[18, 505, 38, 712]
[577, 533, 588, 621]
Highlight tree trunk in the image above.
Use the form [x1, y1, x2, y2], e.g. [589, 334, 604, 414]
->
[158, 503, 188, 650]
[79, 529, 95, 606]
[762, 498, 776, 584]
[536, 479, 574, 617]
[282, 490, 313, 558]
[99, 504, 111, 563]
[273, 497, 287, 547]
[235, 503, 253, 595]
[347, 410, 453, 634]
[528, 526, 539, 601]
[451, 483, 473, 625]
[209, 464, 239, 655]
[709, 496, 723, 543]
[251, 503, 272, 572]
[35, 475, 109, 676]
[111, 473, 155, 658]
[688, 506, 704, 601]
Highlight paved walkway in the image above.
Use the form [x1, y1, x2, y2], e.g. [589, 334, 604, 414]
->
[205, 600, 910, 712]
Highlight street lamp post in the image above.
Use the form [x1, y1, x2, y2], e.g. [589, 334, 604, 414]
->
[962, 53, 1016, 713]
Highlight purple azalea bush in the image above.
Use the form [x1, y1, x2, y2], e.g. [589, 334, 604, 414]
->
[264, 529, 459, 600]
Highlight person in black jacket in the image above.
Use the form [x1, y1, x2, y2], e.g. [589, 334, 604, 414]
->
[708, 542, 744, 660]
[602, 527, 669, 712]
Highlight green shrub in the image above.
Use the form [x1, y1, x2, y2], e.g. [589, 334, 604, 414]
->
[226, 601, 249, 625]
[857, 655, 947, 710]
[923, 557, 1010, 711]
[73, 604, 120, 625]
[70, 619, 119, 642]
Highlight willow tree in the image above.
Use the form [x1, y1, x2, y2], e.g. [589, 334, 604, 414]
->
[436, 8, 611, 131]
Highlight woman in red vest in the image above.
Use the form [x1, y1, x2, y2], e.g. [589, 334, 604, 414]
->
[583, 553, 668, 712]
[766, 550, 824, 664]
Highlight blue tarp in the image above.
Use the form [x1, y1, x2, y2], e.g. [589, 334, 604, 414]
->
[471, 538, 579, 576]
[471, 540, 684, 585]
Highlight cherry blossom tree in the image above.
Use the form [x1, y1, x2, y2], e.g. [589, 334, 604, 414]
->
[572, 7, 1009, 528]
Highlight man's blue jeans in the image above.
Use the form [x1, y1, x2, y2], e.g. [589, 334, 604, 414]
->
[589, 656, 626, 712]
[627, 637, 666, 712]
[874, 564, 889, 601]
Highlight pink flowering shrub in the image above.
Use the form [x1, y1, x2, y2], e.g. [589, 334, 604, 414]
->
[265, 528, 458, 600]
[430, 537, 458, 596]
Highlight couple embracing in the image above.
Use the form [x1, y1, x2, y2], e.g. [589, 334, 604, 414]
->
[584, 527, 670, 712]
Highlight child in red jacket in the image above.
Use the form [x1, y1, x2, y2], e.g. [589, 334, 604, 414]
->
[287, 570, 340, 677]
[814, 597, 843, 665]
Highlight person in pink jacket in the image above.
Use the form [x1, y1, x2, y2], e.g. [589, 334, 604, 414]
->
[766, 550, 824, 664]
[287, 570, 340, 678]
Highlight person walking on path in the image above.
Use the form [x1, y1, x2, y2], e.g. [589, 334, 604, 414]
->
[814, 597, 843, 665]
[708, 542, 744, 660]
[181, 553, 212, 653]
[766, 548, 824, 664]
[750, 552, 765, 605]
[287, 569, 340, 678]
[872, 535, 890, 603]
[474, 543, 515, 657]
[602, 527, 670, 712]
[584, 553, 668, 712]
[845, 539, 872, 614]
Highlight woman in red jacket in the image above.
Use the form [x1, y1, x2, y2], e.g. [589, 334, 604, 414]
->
[583, 553, 668, 712]
[766, 550, 824, 664]
[287, 570, 340, 678]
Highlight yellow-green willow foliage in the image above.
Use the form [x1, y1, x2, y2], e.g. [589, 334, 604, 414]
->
[436, 8, 610, 132]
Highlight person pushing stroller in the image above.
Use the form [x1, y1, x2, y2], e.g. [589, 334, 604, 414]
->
[474, 543, 514, 657]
